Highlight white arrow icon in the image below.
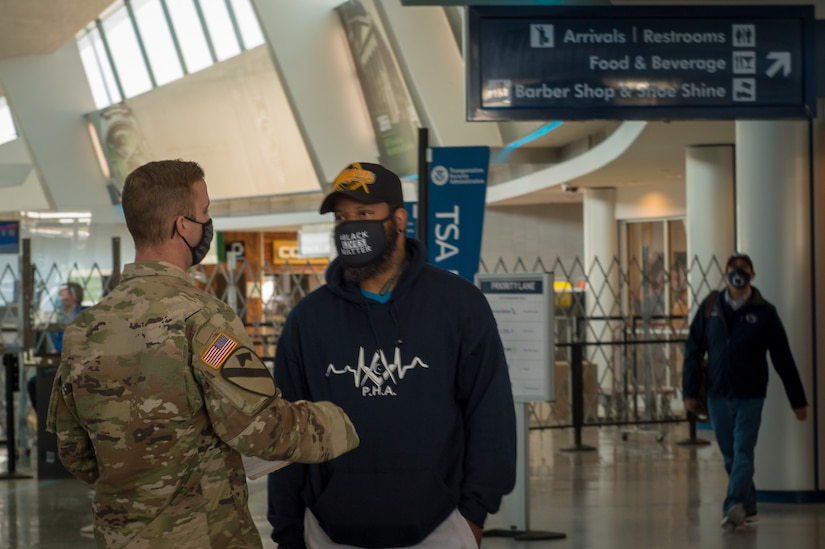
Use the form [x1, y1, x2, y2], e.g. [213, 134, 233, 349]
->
[765, 52, 791, 77]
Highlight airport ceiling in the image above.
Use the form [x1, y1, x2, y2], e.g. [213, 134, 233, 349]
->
[0, 0, 816, 206]
[0, 0, 814, 62]
[0, 0, 114, 60]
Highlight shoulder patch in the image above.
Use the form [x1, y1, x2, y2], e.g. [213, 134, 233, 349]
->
[221, 347, 277, 397]
[201, 333, 238, 369]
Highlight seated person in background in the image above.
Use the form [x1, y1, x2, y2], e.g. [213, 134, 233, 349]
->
[27, 282, 85, 411]
[51, 282, 85, 353]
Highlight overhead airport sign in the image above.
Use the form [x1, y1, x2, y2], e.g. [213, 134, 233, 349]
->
[467, 5, 815, 120]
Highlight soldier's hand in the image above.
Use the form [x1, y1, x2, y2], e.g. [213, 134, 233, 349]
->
[793, 407, 807, 421]
[292, 400, 360, 462]
[683, 398, 698, 415]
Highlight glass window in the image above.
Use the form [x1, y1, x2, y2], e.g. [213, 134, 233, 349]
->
[625, 218, 688, 319]
[0, 97, 17, 145]
[229, 0, 265, 49]
[624, 219, 688, 394]
[626, 221, 666, 317]
[75, 0, 267, 106]
[199, 0, 241, 61]
[167, 0, 213, 74]
[78, 27, 122, 108]
[667, 219, 688, 319]
[103, 7, 153, 98]
[132, 0, 184, 86]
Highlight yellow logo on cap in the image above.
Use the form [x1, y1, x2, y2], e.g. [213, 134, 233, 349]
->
[332, 163, 376, 194]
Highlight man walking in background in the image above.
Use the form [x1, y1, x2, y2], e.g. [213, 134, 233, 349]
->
[683, 253, 807, 530]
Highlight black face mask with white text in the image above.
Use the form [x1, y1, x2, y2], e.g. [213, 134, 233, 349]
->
[334, 216, 392, 268]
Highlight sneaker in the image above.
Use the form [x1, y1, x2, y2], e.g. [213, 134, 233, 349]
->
[744, 513, 759, 526]
[720, 503, 746, 531]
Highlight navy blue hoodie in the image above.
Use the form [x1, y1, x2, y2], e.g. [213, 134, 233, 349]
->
[267, 239, 516, 548]
[683, 287, 807, 408]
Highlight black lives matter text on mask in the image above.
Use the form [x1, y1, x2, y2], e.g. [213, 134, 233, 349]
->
[338, 231, 373, 256]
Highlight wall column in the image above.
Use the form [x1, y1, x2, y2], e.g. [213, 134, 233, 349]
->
[583, 188, 618, 397]
[736, 120, 816, 495]
[685, 145, 735, 311]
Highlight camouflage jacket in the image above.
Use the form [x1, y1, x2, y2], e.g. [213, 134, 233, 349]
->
[46, 261, 359, 548]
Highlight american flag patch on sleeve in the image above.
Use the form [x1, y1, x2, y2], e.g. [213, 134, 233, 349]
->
[201, 333, 238, 369]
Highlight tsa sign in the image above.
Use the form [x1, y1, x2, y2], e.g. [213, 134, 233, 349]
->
[426, 147, 490, 282]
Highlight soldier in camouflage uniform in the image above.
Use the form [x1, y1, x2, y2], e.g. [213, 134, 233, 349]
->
[47, 159, 359, 549]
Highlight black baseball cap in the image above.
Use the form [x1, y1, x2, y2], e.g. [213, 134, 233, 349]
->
[726, 253, 754, 272]
[319, 162, 404, 214]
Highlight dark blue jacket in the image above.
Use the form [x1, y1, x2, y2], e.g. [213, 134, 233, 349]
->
[267, 238, 516, 549]
[682, 287, 807, 408]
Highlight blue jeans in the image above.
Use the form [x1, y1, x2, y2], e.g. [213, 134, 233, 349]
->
[707, 395, 764, 515]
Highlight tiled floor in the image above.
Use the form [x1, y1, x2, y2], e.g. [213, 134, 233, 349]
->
[1, 423, 823, 548]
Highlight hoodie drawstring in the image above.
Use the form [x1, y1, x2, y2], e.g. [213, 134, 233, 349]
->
[361, 298, 405, 352]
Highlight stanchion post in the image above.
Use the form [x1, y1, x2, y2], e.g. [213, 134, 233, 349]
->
[676, 411, 711, 447]
[562, 315, 595, 452]
[110, 236, 121, 292]
[1, 238, 33, 479]
[484, 403, 567, 541]
[1, 350, 32, 479]
[417, 127, 428, 244]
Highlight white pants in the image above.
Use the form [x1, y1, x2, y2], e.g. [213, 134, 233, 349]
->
[304, 507, 478, 549]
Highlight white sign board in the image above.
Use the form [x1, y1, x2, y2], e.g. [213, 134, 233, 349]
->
[477, 272, 554, 403]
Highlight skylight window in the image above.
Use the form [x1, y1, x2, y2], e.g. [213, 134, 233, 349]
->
[76, 0, 267, 108]
[0, 97, 18, 145]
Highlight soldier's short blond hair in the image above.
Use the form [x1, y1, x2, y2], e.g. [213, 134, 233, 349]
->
[122, 160, 205, 248]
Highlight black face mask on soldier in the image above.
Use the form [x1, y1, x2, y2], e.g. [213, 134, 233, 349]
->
[727, 268, 751, 289]
[334, 215, 392, 268]
[174, 217, 214, 266]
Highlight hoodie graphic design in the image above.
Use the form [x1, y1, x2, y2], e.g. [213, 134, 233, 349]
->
[326, 345, 429, 397]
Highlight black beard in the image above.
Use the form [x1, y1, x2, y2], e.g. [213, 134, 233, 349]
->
[343, 218, 399, 285]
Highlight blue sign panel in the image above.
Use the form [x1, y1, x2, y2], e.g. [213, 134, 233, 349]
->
[467, 5, 815, 120]
[0, 221, 19, 254]
[404, 200, 417, 239]
[426, 147, 489, 281]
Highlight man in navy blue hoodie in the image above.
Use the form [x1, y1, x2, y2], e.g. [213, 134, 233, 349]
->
[682, 253, 807, 531]
[267, 162, 516, 548]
